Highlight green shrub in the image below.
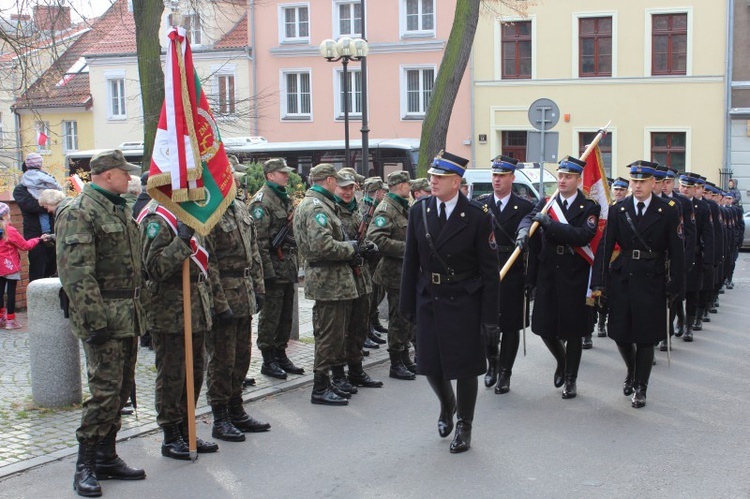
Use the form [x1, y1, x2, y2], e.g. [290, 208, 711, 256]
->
[238, 162, 306, 201]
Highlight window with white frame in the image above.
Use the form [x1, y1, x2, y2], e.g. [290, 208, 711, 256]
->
[212, 70, 236, 116]
[280, 4, 310, 43]
[36, 121, 50, 152]
[62, 120, 78, 152]
[107, 75, 126, 120]
[402, 0, 434, 36]
[402, 66, 434, 118]
[281, 70, 312, 120]
[334, 68, 362, 119]
[336, 1, 362, 37]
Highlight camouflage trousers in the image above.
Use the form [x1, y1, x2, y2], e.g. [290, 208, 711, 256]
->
[257, 281, 295, 351]
[369, 282, 386, 324]
[344, 293, 370, 366]
[312, 299, 352, 376]
[386, 287, 413, 353]
[152, 330, 206, 427]
[206, 316, 252, 406]
[77, 337, 138, 445]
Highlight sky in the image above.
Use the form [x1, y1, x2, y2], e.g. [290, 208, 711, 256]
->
[0, 0, 114, 22]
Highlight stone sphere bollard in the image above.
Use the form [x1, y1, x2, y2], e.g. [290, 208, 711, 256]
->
[27, 278, 82, 407]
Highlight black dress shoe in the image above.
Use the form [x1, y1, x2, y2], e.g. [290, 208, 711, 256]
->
[242, 377, 256, 387]
[623, 374, 634, 396]
[631, 386, 647, 408]
[438, 404, 456, 438]
[659, 340, 668, 352]
[494, 370, 511, 394]
[582, 335, 593, 349]
[692, 319, 702, 331]
[449, 421, 472, 453]
[702, 312, 711, 323]
[368, 328, 386, 344]
[554, 365, 564, 388]
[261, 361, 287, 379]
[484, 356, 499, 388]
[597, 326, 607, 338]
[675, 323, 685, 338]
[561, 378, 577, 399]
[682, 330, 693, 342]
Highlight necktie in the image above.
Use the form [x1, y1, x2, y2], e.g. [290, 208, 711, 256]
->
[563, 199, 569, 211]
[496, 199, 502, 212]
[439, 202, 447, 227]
[637, 201, 645, 220]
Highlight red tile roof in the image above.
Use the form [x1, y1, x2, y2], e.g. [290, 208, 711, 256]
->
[215, 13, 248, 49]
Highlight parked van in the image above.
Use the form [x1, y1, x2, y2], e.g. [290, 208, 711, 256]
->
[463, 163, 558, 204]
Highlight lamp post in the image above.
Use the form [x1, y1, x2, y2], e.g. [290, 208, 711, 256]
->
[320, 36, 369, 174]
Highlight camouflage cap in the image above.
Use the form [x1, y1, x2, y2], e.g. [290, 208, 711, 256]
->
[339, 167, 365, 185]
[460, 177, 468, 186]
[263, 157, 294, 174]
[363, 176, 384, 192]
[309, 163, 343, 182]
[410, 178, 431, 192]
[387, 170, 411, 186]
[337, 170, 357, 187]
[90, 149, 141, 175]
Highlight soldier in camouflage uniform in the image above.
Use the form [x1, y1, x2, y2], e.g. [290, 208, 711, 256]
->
[249, 158, 304, 379]
[367, 170, 417, 381]
[410, 178, 431, 200]
[334, 170, 383, 390]
[206, 195, 270, 441]
[140, 201, 218, 460]
[362, 177, 388, 343]
[293, 164, 360, 405]
[56, 149, 146, 496]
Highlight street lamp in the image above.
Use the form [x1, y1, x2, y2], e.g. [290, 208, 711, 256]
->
[320, 36, 369, 174]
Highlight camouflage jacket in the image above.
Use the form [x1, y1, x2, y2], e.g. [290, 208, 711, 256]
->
[367, 193, 409, 288]
[293, 186, 357, 301]
[206, 200, 265, 318]
[338, 200, 373, 297]
[140, 204, 213, 334]
[249, 183, 298, 283]
[55, 184, 145, 339]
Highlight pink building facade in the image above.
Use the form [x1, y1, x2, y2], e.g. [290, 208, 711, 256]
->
[249, 0, 473, 162]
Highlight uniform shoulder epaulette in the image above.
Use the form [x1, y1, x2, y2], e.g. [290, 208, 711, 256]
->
[469, 199, 488, 212]
[668, 199, 676, 207]
[252, 191, 264, 203]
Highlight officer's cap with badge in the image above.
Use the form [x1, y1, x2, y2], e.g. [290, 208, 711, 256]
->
[491, 155, 518, 175]
[339, 167, 365, 186]
[363, 176, 384, 192]
[628, 160, 658, 180]
[653, 164, 669, 182]
[612, 177, 629, 190]
[428, 150, 469, 177]
[263, 158, 294, 175]
[90, 149, 141, 175]
[410, 178, 431, 193]
[387, 170, 411, 186]
[556, 155, 586, 175]
[665, 166, 679, 179]
[308, 163, 344, 182]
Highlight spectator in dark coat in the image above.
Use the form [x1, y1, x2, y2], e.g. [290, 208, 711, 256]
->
[13, 182, 57, 281]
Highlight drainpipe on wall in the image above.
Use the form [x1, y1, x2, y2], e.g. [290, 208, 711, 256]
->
[13, 108, 22, 183]
[469, 46, 475, 167]
[722, 0, 735, 189]
[250, 0, 258, 136]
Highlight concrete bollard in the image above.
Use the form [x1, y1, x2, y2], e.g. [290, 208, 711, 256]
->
[27, 278, 81, 407]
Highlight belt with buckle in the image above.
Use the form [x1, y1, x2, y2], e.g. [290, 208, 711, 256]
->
[101, 288, 140, 299]
[555, 245, 571, 255]
[423, 270, 477, 285]
[223, 267, 252, 278]
[627, 249, 659, 260]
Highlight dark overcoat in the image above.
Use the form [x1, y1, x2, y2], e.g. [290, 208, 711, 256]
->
[521, 190, 600, 339]
[686, 197, 714, 293]
[705, 198, 724, 287]
[400, 193, 499, 380]
[592, 195, 685, 344]
[478, 192, 533, 332]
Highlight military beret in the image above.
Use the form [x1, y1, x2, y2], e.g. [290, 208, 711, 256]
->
[387, 170, 411, 186]
[90, 149, 141, 175]
[363, 177, 384, 192]
[263, 158, 293, 174]
[309, 163, 343, 182]
[409, 178, 430, 192]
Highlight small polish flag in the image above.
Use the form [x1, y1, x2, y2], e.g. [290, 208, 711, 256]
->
[69, 174, 85, 193]
[37, 130, 48, 146]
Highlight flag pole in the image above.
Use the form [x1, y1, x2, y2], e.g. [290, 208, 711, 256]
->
[182, 259, 198, 461]
[500, 121, 611, 281]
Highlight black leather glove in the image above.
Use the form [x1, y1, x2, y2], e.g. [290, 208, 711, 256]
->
[360, 241, 379, 259]
[177, 221, 195, 243]
[255, 293, 265, 313]
[532, 212, 552, 228]
[216, 308, 234, 325]
[481, 323, 501, 345]
[515, 227, 530, 250]
[86, 328, 111, 346]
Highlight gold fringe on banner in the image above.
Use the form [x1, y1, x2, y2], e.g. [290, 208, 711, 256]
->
[175, 37, 204, 183]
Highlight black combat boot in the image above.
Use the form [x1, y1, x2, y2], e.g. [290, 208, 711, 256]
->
[389, 351, 416, 380]
[260, 349, 287, 379]
[74, 442, 102, 497]
[541, 337, 566, 388]
[331, 365, 358, 395]
[368, 326, 386, 344]
[484, 343, 499, 388]
[178, 423, 219, 453]
[426, 376, 456, 438]
[371, 316, 388, 334]
[401, 348, 418, 374]
[311, 372, 349, 406]
[631, 345, 654, 409]
[691, 310, 703, 331]
[561, 339, 582, 399]
[363, 337, 380, 349]
[228, 396, 271, 432]
[582, 334, 593, 349]
[95, 431, 145, 480]
[161, 424, 191, 461]
[275, 348, 304, 375]
[616, 342, 636, 396]
[348, 363, 384, 388]
[450, 377, 477, 454]
[683, 318, 694, 342]
[211, 405, 246, 442]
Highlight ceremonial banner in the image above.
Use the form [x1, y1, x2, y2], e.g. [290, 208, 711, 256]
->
[147, 26, 235, 236]
[582, 145, 611, 256]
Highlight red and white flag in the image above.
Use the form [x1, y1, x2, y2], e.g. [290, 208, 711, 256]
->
[582, 145, 611, 256]
[69, 174, 85, 193]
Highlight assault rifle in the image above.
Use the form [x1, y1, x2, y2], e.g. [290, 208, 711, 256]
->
[271, 206, 296, 261]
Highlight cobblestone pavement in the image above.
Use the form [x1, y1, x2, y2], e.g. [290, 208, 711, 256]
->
[0, 286, 390, 477]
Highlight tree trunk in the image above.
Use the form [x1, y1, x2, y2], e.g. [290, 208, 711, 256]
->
[417, 0, 480, 176]
[133, 0, 165, 171]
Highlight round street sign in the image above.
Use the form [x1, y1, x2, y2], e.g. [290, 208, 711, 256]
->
[528, 98, 560, 131]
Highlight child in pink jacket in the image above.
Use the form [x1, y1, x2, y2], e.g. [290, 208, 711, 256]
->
[0, 202, 51, 329]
